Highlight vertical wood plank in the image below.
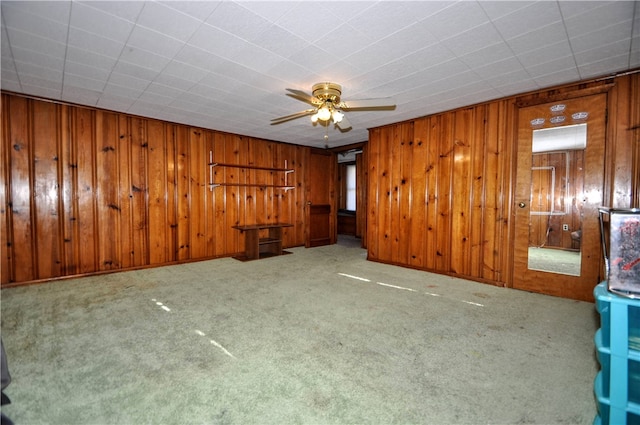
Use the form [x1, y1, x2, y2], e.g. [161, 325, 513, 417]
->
[425, 116, 440, 270]
[130, 117, 148, 266]
[147, 120, 168, 264]
[436, 114, 453, 272]
[189, 128, 206, 259]
[175, 125, 190, 261]
[59, 105, 77, 276]
[166, 125, 178, 262]
[470, 106, 486, 277]
[409, 118, 428, 268]
[117, 115, 134, 269]
[32, 101, 62, 279]
[95, 110, 120, 270]
[73, 107, 98, 273]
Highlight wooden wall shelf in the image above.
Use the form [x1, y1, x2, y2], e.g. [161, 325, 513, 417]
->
[208, 153, 294, 191]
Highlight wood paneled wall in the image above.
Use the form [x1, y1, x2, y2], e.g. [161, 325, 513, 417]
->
[367, 73, 640, 288]
[1, 94, 307, 286]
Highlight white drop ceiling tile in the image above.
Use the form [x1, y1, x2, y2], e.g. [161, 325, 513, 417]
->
[314, 24, 374, 59]
[563, 2, 634, 38]
[14, 59, 62, 83]
[10, 46, 64, 73]
[472, 56, 524, 80]
[96, 94, 136, 112]
[570, 22, 633, 54]
[235, 1, 296, 25]
[144, 82, 187, 99]
[347, 2, 420, 40]
[367, 22, 440, 60]
[63, 73, 106, 92]
[126, 26, 186, 58]
[484, 67, 532, 87]
[69, 2, 134, 44]
[225, 44, 286, 74]
[63, 61, 110, 83]
[205, 1, 270, 41]
[112, 61, 158, 83]
[2, 1, 71, 25]
[120, 46, 172, 73]
[441, 22, 504, 57]
[173, 45, 226, 72]
[188, 23, 248, 57]
[20, 84, 61, 100]
[1, 4, 69, 44]
[532, 67, 580, 88]
[526, 55, 576, 78]
[249, 24, 308, 58]
[458, 41, 514, 69]
[516, 40, 572, 68]
[136, 2, 202, 42]
[135, 91, 174, 106]
[275, 2, 346, 43]
[161, 60, 209, 84]
[1, 78, 22, 92]
[19, 73, 61, 91]
[5, 27, 67, 59]
[67, 27, 124, 59]
[106, 72, 150, 93]
[153, 73, 199, 92]
[557, 1, 612, 20]
[574, 39, 633, 66]
[421, 2, 489, 41]
[78, 1, 144, 23]
[506, 21, 567, 55]
[163, 1, 221, 21]
[578, 55, 632, 80]
[492, 2, 562, 41]
[495, 79, 539, 97]
[287, 45, 340, 75]
[205, 62, 264, 89]
[66, 46, 118, 71]
[127, 101, 167, 118]
[478, 1, 535, 20]
[316, 60, 361, 84]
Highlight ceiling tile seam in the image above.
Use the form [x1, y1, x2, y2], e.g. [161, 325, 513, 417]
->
[73, 1, 144, 108]
[1, 8, 23, 93]
[628, 0, 639, 69]
[555, 0, 583, 82]
[60, 0, 74, 101]
[113, 3, 220, 115]
[477, 1, 540, 92]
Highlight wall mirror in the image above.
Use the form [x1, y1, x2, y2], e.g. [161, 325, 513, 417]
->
[527, 123, 586, 276]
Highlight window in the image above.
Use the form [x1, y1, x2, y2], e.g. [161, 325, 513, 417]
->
[346, 164, 356, 211]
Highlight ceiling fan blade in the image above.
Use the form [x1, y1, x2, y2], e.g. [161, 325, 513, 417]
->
[270, 109, 317, 125]
[339, 98, 396, 110]
[336, 114, 352, 131]
[286, 89, 320, 105]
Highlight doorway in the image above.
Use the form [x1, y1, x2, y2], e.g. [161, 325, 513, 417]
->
[336, 145, 366, 248]
[513, 93, 607, 301]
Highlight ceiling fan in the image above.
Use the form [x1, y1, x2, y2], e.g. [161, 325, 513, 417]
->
[271, 82, 396, 132]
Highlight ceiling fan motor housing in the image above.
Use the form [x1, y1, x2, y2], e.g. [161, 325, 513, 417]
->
[312, 82, 342, 104]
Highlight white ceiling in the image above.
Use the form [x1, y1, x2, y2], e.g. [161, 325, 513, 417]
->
[1, 1, 639, 149]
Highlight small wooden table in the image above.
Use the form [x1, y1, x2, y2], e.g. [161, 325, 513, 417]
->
[231, 223, 293, 261]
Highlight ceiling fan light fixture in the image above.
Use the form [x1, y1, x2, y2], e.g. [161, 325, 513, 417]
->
[332, 110, 344, 123]
[317, 105, 331, 121]
[311, 113, 319, 123]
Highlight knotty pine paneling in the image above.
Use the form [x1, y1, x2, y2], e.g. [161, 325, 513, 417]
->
[1, 93, 307, 286]
[367, 100, 517, 285]
[368, 73, 637, 289]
